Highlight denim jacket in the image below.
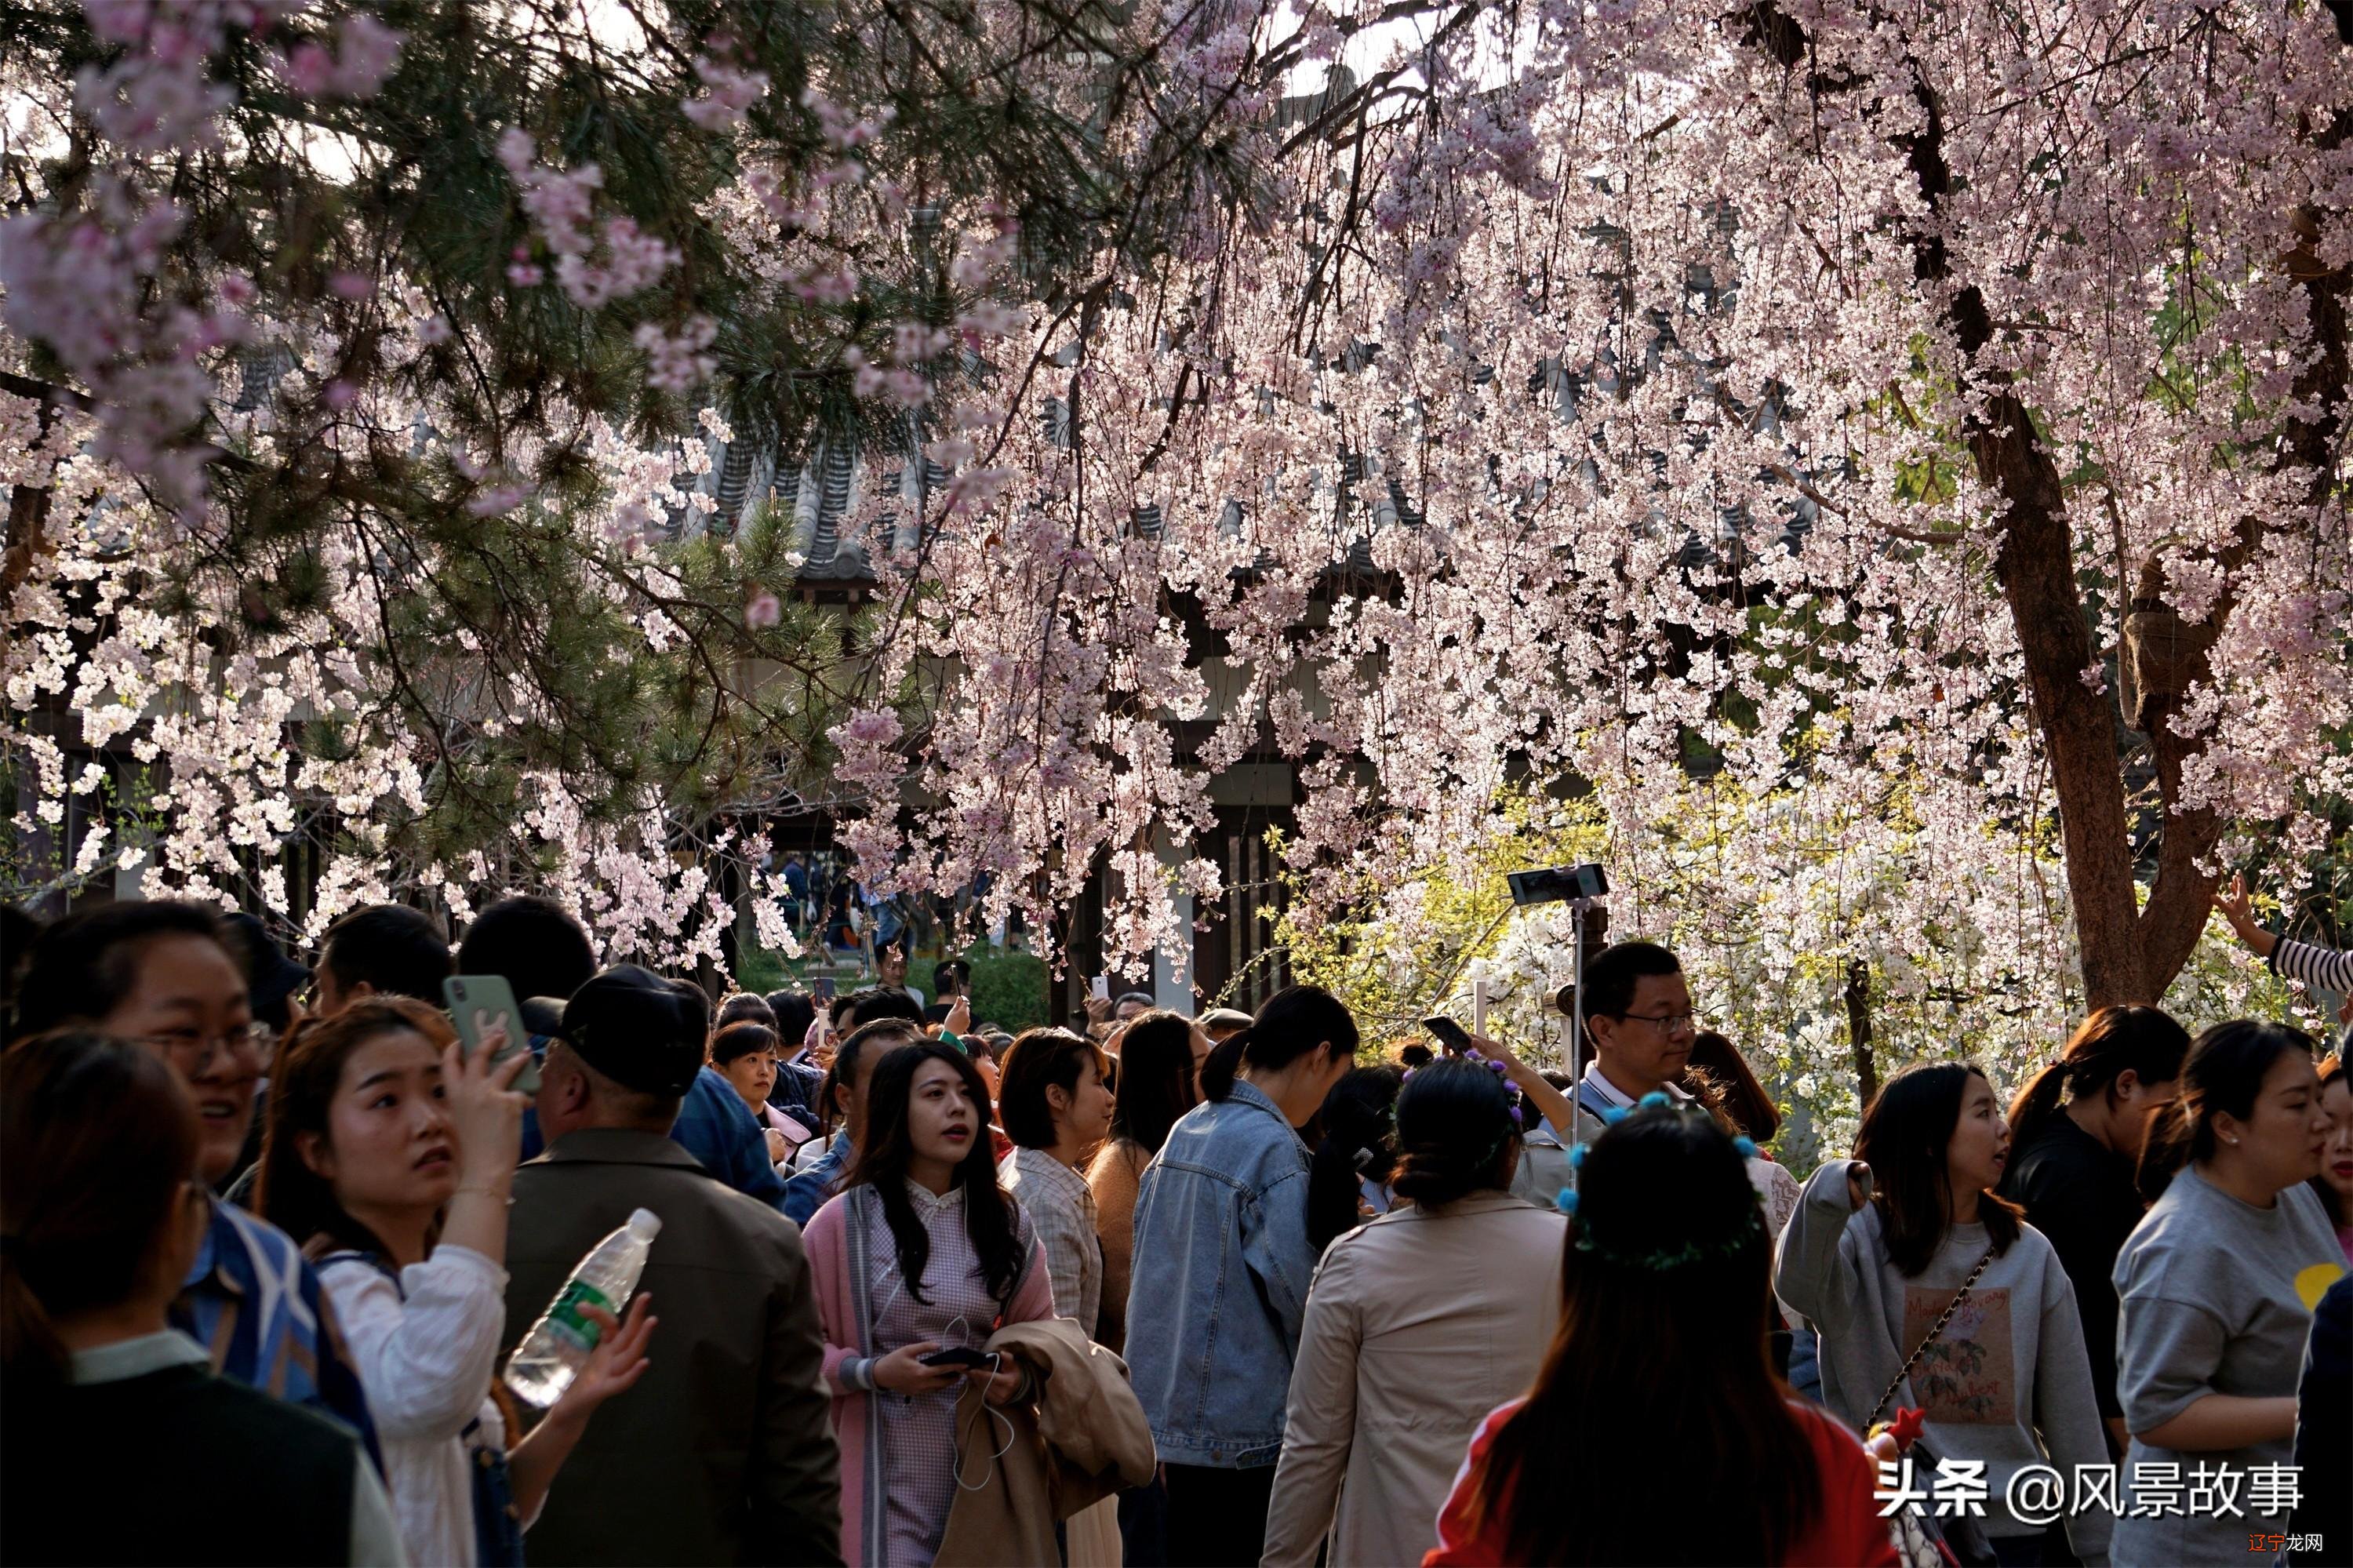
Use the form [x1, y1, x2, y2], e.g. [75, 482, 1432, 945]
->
[1124, 1079, 1315, 1468]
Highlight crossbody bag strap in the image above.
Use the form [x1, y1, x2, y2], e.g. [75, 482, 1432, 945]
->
[1867, 1245, 1995, 1428]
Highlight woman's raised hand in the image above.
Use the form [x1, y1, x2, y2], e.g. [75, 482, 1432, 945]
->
[445, 1020, 532, 1186]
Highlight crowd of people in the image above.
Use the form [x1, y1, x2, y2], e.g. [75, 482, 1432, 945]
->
[1, 877, 2348, 1568]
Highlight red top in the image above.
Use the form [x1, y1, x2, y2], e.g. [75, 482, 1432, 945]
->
[1424, 1397, 1902, 1567]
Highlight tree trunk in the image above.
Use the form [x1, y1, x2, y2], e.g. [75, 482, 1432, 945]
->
[1845, 956, 1878, 1108]
[1895, 82, 2148, 1006]
[2131, 179, 2351, 993]
[2, 482, 51, 643]
[1748, 12, 2351, 1009]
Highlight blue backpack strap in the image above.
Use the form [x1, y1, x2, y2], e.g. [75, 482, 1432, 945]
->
[315, 1247, 405, 1301]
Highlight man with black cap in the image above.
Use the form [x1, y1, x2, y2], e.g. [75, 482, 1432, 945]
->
[504, 965, 842, 1566]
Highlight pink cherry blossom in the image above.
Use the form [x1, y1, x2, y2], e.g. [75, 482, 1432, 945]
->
[632, 317, 718, 393]
[682, 49, 770, 132]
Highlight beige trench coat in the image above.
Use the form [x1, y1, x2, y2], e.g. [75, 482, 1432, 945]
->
[1260, 1188, 1568, 1567]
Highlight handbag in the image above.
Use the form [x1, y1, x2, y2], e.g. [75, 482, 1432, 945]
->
[1868, 1246, 1999, 1568]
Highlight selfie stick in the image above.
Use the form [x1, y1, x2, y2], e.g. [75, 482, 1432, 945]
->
[1563, 893, 1599, 1204]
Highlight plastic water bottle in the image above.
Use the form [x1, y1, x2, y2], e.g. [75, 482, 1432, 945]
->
[505, 1208, 661, 1407]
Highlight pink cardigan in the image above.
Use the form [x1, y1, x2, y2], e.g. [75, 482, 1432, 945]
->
[802, 1187, 1056, 1567]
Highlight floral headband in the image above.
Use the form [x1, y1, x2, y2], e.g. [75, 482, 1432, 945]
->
[1398, 1053, 1529, 1165]
[1548, 1091, 1767, 1272]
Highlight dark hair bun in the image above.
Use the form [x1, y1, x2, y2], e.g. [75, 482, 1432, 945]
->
[1390, 1058, 1518, 1207]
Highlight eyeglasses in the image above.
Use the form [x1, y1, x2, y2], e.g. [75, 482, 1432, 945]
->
[135, 1020, 276, 1072]
[1611, 1010, 1699, 1035]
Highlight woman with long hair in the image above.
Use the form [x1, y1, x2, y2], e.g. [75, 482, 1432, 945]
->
[2, 1031, 403, 1566]
[1084, 1006, 1208, 1562]
[259, 999, 655, 1567]
[1776, 1060, 2111, 1566]
[1304, 1064, 1403, 1254]
[1998, 1004, 2189, 1452]
[1429, 1104, 1896, 1566]
[802, 1041, 1054, 1566]
[1682, 1029, 1780, 1141]
[1681, 1029, 1802, 1239]
[2310, 1052, 2352, 1266]
[1085, 1006, 1209, 1355]
[1124, 984, 1358, 1567]
[1264, 1058, 1568, 1566]
[2112, 1021, 2339, 1566]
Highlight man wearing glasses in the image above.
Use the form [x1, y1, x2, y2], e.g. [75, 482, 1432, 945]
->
[1506, 939, 1701, 1213]
[1567, 940, 1700, 1133]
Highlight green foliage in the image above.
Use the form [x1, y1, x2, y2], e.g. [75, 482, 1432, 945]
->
[965, 947, 1050, 1032]
[1274, 792, 1612, 1055]
[1280, 764, 2348, 1178]
[731, 944, 793, 997]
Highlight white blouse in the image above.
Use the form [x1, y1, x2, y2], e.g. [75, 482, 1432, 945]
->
[319, 1243, 511, 1568]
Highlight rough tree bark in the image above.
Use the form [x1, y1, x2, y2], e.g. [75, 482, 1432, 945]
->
[1747, 6, 2351, 1009]
[1845, 955, 1878, 1107]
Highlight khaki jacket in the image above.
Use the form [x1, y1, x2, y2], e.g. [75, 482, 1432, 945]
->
[503, 1129, 842, 1566]
[934, 1318, 1156, 1567]
[1260, 1189, 1567, 1568]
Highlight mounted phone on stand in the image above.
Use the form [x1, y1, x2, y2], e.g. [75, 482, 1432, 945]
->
[1507, 862, 1613, 1206]
[1506, 863, 1609, 905]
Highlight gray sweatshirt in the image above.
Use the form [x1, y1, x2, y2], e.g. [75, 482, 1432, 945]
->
[1777, 1158, 2114, 1563]
[2110, 1167, 2343, 1567]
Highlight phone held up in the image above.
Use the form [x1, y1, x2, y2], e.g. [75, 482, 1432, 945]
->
[1422, 1015, 1477, 1056]
[444, 973, 541, 1094]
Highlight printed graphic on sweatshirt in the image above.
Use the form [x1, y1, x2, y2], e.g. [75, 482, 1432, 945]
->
[1900, 1286, 2016, 1425]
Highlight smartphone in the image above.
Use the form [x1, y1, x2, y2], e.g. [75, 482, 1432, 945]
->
[445, 974, 540, 1093]
[768, 1109, 819, 1153]
[811, 974, 837, 1003]
[917, 1345, 993, 1370]
[1090, 975, 1111, 1002]
[1506, 863, 1610, 907]
[1423, 1015, 1476, 1055]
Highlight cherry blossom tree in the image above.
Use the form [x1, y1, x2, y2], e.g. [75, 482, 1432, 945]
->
[5, 0, 2347, 1056]
[1, 0, 1258, 958]
[827, 0, 2350, 1102]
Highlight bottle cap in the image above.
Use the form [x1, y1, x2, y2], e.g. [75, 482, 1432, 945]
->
[627, 1208, 662, 1240]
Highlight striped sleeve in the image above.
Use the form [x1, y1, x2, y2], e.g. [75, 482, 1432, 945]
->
[2271, 937, 2353, 997]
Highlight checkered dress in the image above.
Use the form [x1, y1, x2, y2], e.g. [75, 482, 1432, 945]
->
[863, 1182, 1035, 1567]
[1000, 1146, 1102, 1335]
